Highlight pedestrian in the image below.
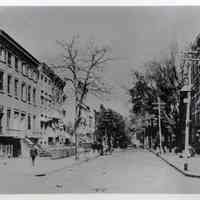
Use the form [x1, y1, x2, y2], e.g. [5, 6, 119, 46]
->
[98, 142, 104, 156]
[30, 145, 38, 167]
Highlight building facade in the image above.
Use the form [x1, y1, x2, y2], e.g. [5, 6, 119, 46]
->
[0, 30, 67, 157]
[37, 63, 67, 148]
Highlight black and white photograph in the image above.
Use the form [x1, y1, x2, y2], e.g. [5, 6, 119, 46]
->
[1, 3, 200, 196]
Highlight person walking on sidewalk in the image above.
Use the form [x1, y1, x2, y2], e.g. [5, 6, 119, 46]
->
[30, 145, 38, 167]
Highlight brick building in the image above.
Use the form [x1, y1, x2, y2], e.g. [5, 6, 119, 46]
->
[0, 30, 67, 157]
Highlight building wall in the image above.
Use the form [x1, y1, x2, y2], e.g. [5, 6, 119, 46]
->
[0, 31, 67, 157]
[0, 43, 40, 138]
[36, 64, 66, 147]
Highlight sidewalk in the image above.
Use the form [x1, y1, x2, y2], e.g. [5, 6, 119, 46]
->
[0, 151, 99, 177]
[149, 149, 200, 178]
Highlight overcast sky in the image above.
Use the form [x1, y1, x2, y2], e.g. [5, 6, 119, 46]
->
[1, 6, 200, 119]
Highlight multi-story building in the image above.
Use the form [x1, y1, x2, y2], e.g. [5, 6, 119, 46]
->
[37, 63, 67, 148]
[0, 30, 67, 157]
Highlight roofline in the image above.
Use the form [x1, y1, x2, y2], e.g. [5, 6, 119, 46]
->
[40, 63, 66, 88]
[0, 29, 40, 65]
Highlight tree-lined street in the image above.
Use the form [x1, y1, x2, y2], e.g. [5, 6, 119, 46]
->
[1, 149, 200, 193]
[2, 6, 200, 195]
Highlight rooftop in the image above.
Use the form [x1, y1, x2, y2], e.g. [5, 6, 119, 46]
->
[0, 29, 40, 66]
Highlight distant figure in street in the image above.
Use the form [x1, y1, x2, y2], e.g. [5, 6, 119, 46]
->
[97, 141, 104, 156]
[91, 142, 98, 153]
[30, 145, 38, 167]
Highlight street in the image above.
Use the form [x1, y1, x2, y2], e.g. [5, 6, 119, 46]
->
[1, 149, 200, 193]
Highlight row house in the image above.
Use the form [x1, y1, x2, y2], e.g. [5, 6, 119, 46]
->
[0, 30, 67, 157]
[37, 63, 67, 148]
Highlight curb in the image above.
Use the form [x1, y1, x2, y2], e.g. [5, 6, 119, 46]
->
[35, 154, 100, 177]
[149, 149, 200, 179]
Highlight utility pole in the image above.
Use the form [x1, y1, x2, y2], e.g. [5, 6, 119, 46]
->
[184, 61, 191, 171]
[153, 98, 166, 154]
[74, 78, 80, 160]
[158, 97, 163, 154]
[182, 50, 198, 170]
[74, 95, 79, 160]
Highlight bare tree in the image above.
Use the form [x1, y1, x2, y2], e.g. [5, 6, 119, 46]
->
[53, 36, 113, 159]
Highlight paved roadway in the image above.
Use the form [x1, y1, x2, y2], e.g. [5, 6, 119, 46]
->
[1, 149, 200, 193]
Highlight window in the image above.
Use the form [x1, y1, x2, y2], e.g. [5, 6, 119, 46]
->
[21, 83, 26, 102]
[0, 46, 6, 62]
[14, 79, 18, 97]
[45, 77, 47, 83]
[33, 115, 36, 130]
[28, 86, 31, 103]
[33, 71, 37, 82]
[33, 71, 39, 82]
[13, 111, 19, 130]
[49, 100, 52, 107]
[22, 63, 26, 75]
[0, 71, 3, 91]
[7, 52, 12, 66]
[20, 113, 26, 130]
[25, 65, 28, 76]
[6, 109, 11, 128]
[40, 121, 44, 129]
[41, 96, 44, 105]
[41, 74, 44, 81]
[33, 88, 36, 105]
[7, 75, 12, 95]
[28, 115, 31, 130]
[28, 67, 32, 79]
[15, 57, 19, 72]
[36, 72, 39, 82]
[31, 70, 34, 80]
